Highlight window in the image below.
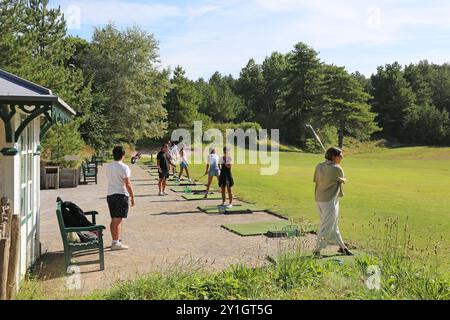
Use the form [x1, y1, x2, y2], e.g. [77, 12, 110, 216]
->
[19, 115, 34, 219]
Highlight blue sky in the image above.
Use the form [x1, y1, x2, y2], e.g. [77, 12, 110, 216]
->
[50, 0, 450, 80]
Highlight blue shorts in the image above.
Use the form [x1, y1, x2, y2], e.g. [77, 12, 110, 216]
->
[180, 162, 188, 169]
[209, 168, 220, 177]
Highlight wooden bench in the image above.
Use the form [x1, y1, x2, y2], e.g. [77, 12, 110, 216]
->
[92, 156, 104, 167]
[81, 161, 98, 184]
[56, 199, 105, 272]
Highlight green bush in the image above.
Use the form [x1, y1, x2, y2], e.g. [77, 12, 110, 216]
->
[41, 121, 85, 168]
[205, 122, 262, 138]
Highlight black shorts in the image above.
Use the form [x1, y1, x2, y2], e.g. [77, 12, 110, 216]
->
[107, 194, 129, 218]
[159, 171, 169, 180]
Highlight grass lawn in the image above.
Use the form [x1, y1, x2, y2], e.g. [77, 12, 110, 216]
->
[188, 146, 450, 266]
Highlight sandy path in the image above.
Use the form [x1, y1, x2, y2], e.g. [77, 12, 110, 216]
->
[37, 163, 316, 295]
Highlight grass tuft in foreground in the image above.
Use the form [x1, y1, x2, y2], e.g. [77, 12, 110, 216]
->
[83, 250, 448, 300]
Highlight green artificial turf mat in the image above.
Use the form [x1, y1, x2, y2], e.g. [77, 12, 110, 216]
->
[222, 221, 294, 236]
[166, 181, 202, 186]
[198, 204, 266, 214]
[171, 186, 218, 192]
[167, 177, 189, 181]
[182, 194, 222, 200]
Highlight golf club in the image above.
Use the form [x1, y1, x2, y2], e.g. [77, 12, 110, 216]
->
[306, 124, 327, 152]
[193, 173, 207, 183]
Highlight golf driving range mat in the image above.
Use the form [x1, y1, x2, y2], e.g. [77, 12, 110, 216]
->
[167, 177, 189, 181]
[198, 204, 266, 214]
[171, 186, 218, 193]
[182, 193, 222, 200]
[221, 221, 295, 236]
[166, 181, 202, 186]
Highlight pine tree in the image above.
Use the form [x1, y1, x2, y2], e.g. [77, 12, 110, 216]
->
[164, 66, 201, 129]
[235, 59, 265, 122]
[282, 42, 323, 146]
[0, 0, 28, 69]
[319, 65, 379, 148]
[370, 62, 416, 140]
[24, 0, 66, 60]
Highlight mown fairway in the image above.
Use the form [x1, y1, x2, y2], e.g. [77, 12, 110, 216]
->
[189, 147, 450, 265]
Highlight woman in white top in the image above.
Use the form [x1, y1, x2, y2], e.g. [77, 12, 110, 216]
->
[204, 148, 220, 198]
[178, 147, 191, 182]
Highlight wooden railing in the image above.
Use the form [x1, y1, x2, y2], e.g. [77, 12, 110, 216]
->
[0, 198, 20, 300]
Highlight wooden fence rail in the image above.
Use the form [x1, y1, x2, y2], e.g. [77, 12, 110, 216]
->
[0, 198, 20, 300]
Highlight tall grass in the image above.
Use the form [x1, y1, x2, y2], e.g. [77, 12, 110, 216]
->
[18, 217, 449, 300]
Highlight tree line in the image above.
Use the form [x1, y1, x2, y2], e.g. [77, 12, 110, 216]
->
[166, 44, 450, 148]
[1, 0, 449, 159]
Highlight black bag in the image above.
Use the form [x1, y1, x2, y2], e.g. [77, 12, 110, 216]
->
[61, 201, 94, 228]
[78, 231, 98, 243]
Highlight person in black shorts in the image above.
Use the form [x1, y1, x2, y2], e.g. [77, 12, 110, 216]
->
[106, 146, 135, 250]
[157, 143, 175, 196]
[219, 147, 234, 208]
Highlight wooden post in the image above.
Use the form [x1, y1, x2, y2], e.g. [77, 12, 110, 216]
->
[6, 214, 20, 300]
[0, 237, 10, 300]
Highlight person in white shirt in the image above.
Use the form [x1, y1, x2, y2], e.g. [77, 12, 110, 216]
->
[178, 146, 192, 182]
[204, 148, 220, 198]
[106, 146, 135, 251]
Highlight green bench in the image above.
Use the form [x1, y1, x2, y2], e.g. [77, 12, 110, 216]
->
[56, 199, 105, 272]
[81, 161, 98, 184]
[92, 156, 104, 166]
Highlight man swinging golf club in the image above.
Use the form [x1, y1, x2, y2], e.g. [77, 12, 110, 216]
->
[313, 147, 353, 257]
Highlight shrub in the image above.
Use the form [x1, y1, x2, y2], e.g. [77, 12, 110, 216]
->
[41, 121, 85, 168]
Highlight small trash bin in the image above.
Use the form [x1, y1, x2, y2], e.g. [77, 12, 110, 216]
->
[44, 166, 59, 189]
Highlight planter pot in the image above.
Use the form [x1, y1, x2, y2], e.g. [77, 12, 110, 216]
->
[59, 168, 80, 188]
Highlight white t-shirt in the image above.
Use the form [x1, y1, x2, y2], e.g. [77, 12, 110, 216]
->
[219, 156, 233, 165]
[106, 161, 131, 196]
[180, 149, 188, 164]
[170, 145, 179, 159]
[208, 154, 219, 170]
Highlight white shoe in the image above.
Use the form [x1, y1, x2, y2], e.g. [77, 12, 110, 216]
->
[159, 192, 164, 196]
[111, 242, 129, 251]
[163, 191, 169, 195]
[226, 204, 233, 208]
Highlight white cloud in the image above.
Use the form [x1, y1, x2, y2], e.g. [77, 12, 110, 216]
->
[56, 0, 450, 79]
[59, 0, 181, 27]
[254, 0, 450, 47]
[187, 5, 222, 21]
[59, 0, 224, 28]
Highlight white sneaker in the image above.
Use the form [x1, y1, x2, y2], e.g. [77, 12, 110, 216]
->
[111, 242, 129, 251]
[226, 204, 233, 208]
[159, 191, 164, 196]
[163, 191, 169, 195]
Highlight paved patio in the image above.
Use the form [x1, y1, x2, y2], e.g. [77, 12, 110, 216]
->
[36, 163, 316, 295]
